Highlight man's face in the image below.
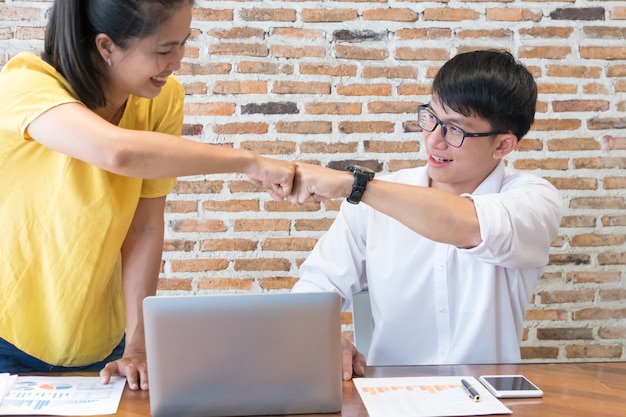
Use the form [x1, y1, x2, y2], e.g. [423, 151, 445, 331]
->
[424, 96, 508, 195]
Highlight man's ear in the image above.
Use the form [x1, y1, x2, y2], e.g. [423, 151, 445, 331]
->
[492, 133, 518, 160]
[95, 33, 115, 64]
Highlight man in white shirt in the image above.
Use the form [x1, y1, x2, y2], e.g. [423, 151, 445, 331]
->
[289, 50, 563, 380]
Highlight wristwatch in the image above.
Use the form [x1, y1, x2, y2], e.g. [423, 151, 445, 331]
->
[346, 165, 375, 204]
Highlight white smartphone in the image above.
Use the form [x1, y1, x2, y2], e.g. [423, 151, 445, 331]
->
[478, 375, 544, 398]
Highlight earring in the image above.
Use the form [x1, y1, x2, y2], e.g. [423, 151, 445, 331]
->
[106, 58, 112, 66]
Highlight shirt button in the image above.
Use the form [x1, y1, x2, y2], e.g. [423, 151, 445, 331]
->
[439, 307, 447, 313]
[436, 264, 444, 269]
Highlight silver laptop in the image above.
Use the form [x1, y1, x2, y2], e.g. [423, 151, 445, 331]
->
[143, 292, 343, 417]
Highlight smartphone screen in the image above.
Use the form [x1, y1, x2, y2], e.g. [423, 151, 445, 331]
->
[482, 376, 537, 391]
[479, 375, 543, 398]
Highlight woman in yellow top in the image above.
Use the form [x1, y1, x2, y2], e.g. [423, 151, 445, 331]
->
[0, 0, 295, 391]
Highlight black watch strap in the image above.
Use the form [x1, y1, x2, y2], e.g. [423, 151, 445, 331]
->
[347, 165, 375, 204]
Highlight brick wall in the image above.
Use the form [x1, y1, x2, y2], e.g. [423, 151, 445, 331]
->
[2, 0, 624, 362]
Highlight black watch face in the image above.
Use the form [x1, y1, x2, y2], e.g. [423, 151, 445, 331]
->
[348, 165, 374, 177]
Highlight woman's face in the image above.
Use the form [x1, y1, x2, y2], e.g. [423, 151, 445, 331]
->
[106, 2, 192, 102]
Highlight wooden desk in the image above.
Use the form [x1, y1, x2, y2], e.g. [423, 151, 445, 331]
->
[82, 362, 626, 416]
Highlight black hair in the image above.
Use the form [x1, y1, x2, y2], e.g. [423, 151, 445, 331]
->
[42, 0, 193, 109]
[432, 50, 537, 141]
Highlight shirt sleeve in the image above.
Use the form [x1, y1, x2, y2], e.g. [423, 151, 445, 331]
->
[139, 76, 185, 198]
[293, 202, 370, 310]
[0, 53, 80, 140]
[461, 174, 563, 268]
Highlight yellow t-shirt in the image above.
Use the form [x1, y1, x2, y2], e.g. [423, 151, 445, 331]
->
[0, 52, 181, 366]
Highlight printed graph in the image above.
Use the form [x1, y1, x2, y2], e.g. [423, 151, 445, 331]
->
[361, 383, 462, 396]
[0, 376, 126, 415]
[353, 376, 512, 417]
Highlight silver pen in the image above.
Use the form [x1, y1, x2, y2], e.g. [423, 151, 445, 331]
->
[461, 379, 480, 402]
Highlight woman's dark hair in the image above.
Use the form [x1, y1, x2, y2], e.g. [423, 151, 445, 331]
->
[42, 0, 193, 109]
[432, 50, 537, 141]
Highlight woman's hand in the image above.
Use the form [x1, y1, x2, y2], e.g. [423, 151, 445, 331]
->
[245, 155, 297, 200]
[100, 352, 149, 391]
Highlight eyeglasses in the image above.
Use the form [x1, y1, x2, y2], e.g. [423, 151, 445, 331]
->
[417, 104, 508, 148]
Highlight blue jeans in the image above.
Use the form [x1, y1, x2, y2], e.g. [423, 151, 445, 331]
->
[0, 336, 125, 373]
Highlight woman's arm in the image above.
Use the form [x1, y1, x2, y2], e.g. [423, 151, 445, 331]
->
[99, 196, 166, 391]
[26, 102, 294, 198]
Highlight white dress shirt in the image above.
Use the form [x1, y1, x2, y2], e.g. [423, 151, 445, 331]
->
[293, 161, 563, 365]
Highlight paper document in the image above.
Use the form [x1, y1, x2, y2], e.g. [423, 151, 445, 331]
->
[353, 376, 512, 417]
[0, 375, 125, 416]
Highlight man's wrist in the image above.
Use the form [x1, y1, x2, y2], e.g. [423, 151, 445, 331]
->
[346, 165, 375, 204]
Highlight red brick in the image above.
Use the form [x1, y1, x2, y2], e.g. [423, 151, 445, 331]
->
[570, 233, 626, 247]
[339, 121, 395, 134]
[566, 271, 621, 284]
[396, 47, 449, 61]
[171, 259, 229, 272]
[270, 45, 326, 59]
[202, 200, 260, 212]
[275, 121, 332, 134]
[601, 214, 626, 226]
[163, 240, 195, 252]
[300, 63, 357, 77]
[169, 219, 227, 233]
[234, 258, 291, 271]
[519, 46, 571, 59]
[305, 102, 362, 115]
[213, 81, 267, 94]
[193, 8, 233, 21]
[271, 27, 325, 40]
[213, 122, 268, 135]
[165, 200, 199, 214]
[210, 27, 265, 40]
[566, 344, 623, 359]
[363, 8, 419, 22]
[200, 239, 257, 252]
[184, 102, 235, 116]
[486, 8, 542, 22]
[338, 84, 392, 96]
[581, 46, 626, 60]
[262, 237, 318, 251]
[300, 142, 358, 154]
[157, 278, 193, 291]
[199, 278, 255, 291]
[239, 8, 296, 22]
[241, 140, 297, 155]
[364, 140, 420, 153]
[259, 277, 299, 290]
[520, 346, 559, 360]
[368, 101, 421, 114]
[209, 43, 268, 57]
[301, 9, 358, 22]
[537, 289, 596, 304]
[272, 81, 331, 94]
[363, 66, 419, 79]
[294, 218, 335, 232]
[234, 219, 292, 232]
[335, 44, 389, 61]
[424, 8, 479, 21]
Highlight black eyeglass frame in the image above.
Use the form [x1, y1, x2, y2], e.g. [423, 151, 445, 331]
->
[417, 104, 508, 148]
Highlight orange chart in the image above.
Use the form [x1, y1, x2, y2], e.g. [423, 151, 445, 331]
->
[39, 384, 73, 390]
[361, 383, 462, 396]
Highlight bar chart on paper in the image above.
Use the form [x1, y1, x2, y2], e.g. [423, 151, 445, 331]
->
[359, 381, 462, 396]
[353, 376, 511, 417]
